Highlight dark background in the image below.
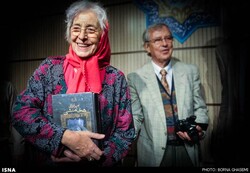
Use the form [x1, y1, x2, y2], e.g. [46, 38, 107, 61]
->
[1, 0, 249, 168]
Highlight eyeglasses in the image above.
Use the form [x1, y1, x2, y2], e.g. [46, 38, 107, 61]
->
[71, 25, 100, 38]
[148, 35, 173, 46]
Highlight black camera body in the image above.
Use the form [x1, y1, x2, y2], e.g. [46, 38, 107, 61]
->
[175, 115, 199, 144]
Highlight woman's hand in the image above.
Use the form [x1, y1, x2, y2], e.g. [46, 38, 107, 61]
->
[51, 149, 81, 162]
[61, 130, 105, 160]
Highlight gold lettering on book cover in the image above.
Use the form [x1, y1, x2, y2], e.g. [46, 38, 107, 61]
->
[61, 103, 92, 131]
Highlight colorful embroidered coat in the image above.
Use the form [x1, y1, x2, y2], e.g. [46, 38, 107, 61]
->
[12, 56, 135, 167]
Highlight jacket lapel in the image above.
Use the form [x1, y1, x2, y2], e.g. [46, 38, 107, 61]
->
[141, 62, 167, 128]
[172, 59, 186, 119]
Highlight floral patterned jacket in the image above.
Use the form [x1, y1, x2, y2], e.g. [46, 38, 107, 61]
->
[12, 56, 135, 166]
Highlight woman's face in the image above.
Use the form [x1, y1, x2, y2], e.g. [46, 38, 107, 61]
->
[70, 10, 102, 59]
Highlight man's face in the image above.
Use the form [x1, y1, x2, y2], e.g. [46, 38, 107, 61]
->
[145, 26, 173, 66]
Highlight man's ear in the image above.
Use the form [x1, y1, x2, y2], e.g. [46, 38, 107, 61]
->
[143, 43, 150, 54]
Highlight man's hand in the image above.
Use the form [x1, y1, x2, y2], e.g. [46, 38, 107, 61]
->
[176, 125, 204, 142]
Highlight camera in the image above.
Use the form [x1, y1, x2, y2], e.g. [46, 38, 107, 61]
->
[175, 115, 199, 144]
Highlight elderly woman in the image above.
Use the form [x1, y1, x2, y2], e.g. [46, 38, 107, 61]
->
[12, 0, 135, 167]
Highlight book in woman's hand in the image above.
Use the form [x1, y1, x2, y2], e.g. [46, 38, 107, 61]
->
[52, 92, 102, 157]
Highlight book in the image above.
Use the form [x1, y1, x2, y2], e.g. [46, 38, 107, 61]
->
[52, 92, 102, 157]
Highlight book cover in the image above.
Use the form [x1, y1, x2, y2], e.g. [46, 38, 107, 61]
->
[52, 92, 102, 156]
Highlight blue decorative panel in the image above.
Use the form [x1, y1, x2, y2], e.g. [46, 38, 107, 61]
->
[133, 0, 219, 43]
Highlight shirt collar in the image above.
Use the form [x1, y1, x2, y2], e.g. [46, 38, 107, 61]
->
[151, 60, 172, 77]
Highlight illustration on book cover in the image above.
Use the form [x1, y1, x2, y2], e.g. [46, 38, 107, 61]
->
[52, 92, 99, 132]
[61, 103, 91, 131]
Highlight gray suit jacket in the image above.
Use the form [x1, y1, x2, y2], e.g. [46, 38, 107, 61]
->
[127, 58, 208, 167]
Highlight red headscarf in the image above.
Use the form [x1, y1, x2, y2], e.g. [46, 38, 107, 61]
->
[63, 23, 111, 94]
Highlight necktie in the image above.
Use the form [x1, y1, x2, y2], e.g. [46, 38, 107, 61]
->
[160, 69, 170, 94]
